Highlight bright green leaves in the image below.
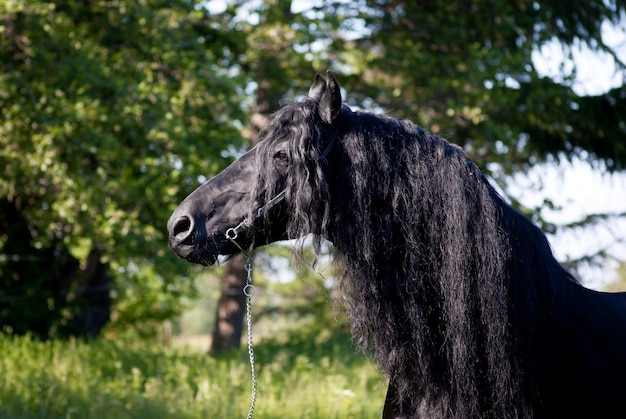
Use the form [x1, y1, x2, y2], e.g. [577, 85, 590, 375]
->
[0, 1, 247, 336]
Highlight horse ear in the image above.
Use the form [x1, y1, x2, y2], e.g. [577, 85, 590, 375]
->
[318, 70, 342, 124]
[308, 73, 327, 102]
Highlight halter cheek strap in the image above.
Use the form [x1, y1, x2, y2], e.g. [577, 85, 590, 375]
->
[225, 190, 286, 250]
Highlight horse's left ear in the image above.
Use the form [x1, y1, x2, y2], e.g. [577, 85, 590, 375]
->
[318, 70, 342, 124]
[308, 73, 326, 102]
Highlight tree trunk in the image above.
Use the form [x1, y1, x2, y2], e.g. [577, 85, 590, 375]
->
[208, 0, 294, 354]
[209, 253, 248, 353]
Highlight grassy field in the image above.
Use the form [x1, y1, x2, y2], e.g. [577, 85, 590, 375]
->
[0, 328, 384, 418]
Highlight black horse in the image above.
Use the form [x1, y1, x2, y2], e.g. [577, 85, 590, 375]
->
[168, 71, 626, 418]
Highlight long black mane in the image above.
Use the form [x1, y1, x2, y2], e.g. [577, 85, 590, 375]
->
[256, 99, 581, 417]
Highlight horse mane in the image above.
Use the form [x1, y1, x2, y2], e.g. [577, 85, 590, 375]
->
[256, 99, 579, 418]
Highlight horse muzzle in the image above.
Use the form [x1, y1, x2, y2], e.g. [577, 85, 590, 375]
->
[167, 212, 246, 266]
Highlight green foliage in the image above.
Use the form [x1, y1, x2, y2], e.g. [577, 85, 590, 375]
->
[0, 330, 383, 418]
[325, 0, 626, 173]
[106, 261, 202, 339]
[0, 1, 247, 335]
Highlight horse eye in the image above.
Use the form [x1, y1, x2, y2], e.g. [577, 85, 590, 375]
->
[274, 150, 289, 163]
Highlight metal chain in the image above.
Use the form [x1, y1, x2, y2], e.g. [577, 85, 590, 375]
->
[223, 232, 257, 418]
[243, 254, 257, 419]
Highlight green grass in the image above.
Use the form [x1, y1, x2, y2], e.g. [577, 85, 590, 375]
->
[0, 329, 384, 418]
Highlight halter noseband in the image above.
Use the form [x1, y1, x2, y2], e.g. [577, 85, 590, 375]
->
[225, 137, 336, 250]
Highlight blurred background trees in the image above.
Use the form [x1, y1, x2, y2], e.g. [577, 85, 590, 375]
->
[1, 0, 624, 340]
[0, 0, 247, 338]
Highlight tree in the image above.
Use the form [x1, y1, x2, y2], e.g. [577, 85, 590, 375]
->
[0, 1, 247, 338]
[323, 0, 626, 169]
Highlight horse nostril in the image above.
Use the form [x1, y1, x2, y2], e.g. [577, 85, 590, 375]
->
[172, 216, 193, 242]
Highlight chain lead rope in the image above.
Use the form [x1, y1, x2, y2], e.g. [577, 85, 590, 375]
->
[243, 254, 257, 419]
[224, 230, 258, 418]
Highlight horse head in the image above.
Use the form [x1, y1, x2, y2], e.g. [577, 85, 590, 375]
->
[167, 71, 342, 265]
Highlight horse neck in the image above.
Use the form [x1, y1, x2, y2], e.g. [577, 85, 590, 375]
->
[503, 201, 578, 341]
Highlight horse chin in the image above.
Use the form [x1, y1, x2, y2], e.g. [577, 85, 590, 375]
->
[187, 234, 244, 267]
[187, 248, 219, 267]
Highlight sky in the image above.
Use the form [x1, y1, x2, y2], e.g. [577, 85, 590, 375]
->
[532, 20, 626, 96]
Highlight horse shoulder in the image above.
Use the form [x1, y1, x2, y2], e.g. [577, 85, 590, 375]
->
[546, 284, 626, 417]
